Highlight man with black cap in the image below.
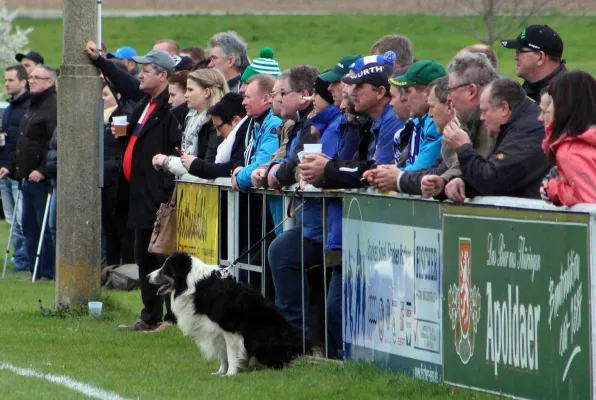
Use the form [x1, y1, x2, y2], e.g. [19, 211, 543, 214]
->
[15, 51, 44, 76]
[501, 24, 566, 103]
[115, 50, 181, 332]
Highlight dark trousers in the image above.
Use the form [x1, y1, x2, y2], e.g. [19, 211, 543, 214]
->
[21, 180, 55, 280]
[102, 185, 135, 265]
[134, 228, 174, 325]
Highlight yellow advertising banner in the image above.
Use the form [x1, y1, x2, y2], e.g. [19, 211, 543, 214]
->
[176, 182, 219, 265]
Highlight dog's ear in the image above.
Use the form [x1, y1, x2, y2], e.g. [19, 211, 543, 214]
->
[167, 251, 192, 278]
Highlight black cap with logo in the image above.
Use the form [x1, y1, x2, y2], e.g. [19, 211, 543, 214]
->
[501, 25, 564, 59]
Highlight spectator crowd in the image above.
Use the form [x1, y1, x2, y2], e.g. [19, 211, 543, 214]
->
[2, 24, 596, 359]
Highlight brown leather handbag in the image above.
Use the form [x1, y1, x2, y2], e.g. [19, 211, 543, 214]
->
[148, 185, 177, 256]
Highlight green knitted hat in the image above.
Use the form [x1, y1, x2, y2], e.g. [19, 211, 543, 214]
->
[241, 47, 281, 83]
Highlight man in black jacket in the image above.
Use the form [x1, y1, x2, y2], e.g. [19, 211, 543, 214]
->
[0, 65, 30, 273]
[442, 78, 548, 201]
[0, 66, 57, 281]
[115, 50, 181, 332]
[501, 25, 566, 103]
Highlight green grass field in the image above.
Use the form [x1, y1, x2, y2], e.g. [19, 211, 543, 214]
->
[13, 14, 596, 79]
[0, 218, 498, 399]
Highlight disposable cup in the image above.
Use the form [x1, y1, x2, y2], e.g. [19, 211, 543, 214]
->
[303, 143, 322, 153]
[88, 301, 103, 318]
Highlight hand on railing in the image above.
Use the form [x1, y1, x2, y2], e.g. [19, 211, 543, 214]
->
[362, 165, 400, 192]
[445, 178, 466, 203]
[251, 168, 268, 188]
[268, 164, 282, 192]
[421, 175, 445, 198]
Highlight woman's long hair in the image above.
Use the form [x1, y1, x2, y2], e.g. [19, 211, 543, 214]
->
[548, 70, 596, 145]
[187, 68, 229, 111]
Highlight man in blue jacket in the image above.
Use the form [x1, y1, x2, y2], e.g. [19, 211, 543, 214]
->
[231, 74, 280, 190]
[0, 65, 30, 273]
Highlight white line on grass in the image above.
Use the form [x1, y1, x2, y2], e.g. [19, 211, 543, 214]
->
[0, 362, 133, 400]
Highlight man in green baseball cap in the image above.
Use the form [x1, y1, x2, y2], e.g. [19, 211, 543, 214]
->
[390, 60, 447, 171]
[319, 55, 361, 106]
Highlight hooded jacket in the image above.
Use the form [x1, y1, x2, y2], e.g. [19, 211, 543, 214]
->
[545, 126, 596, 206]
[235, 109, 281, 189]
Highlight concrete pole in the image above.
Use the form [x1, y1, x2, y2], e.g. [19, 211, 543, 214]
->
[56, 0, 102, 307]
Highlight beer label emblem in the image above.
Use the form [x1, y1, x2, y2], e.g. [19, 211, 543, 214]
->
[448, 238, 481, 364]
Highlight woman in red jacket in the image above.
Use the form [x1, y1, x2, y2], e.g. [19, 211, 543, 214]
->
[541, 71, 596, 206]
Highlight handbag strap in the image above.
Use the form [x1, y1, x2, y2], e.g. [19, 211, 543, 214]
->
[168, 182, 178, 207]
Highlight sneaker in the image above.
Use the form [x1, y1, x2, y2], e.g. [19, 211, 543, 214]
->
[117, 320, 161, 332]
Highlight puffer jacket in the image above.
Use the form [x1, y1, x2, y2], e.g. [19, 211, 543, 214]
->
[546, 126, 596, 206]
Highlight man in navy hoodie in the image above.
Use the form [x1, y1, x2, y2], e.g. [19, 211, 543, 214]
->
[0, 65, 30, 273]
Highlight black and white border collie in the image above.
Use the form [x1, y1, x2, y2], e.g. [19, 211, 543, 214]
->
[148, 251, 306, 376]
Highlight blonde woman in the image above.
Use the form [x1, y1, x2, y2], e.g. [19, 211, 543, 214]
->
[153, 68, 228, 175]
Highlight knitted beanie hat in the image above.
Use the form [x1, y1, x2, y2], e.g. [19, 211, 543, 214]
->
[241, 47, 281, 83]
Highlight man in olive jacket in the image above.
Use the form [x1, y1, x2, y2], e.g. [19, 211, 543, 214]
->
[0, 65, 57, 281]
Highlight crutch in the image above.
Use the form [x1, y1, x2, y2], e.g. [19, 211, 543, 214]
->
[31, 189, 53, 282]
[2, 187, 22, 279]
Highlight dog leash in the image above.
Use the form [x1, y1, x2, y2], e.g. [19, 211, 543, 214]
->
[217, 187, 307, 278]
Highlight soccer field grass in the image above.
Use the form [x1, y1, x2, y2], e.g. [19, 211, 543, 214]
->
[0, 214, 495, 399]
[14, 14, 596, 77]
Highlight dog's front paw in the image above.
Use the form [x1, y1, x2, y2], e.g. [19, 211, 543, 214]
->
[225, 368, 238, 376]
[211, 370, 226, 376]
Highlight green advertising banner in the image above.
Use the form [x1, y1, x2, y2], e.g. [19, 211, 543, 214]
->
[442, 205, 591, 399]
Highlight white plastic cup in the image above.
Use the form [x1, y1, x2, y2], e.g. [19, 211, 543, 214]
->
[88, 301, 103, 318]
[112, 116, 127, 125]
[112, 116, 128, 137]
[303, 143, 322, 153]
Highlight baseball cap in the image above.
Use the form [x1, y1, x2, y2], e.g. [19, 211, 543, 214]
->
[341, 63, 393, 89]
[501, 25, 564, 58]
[132, 50, 176, 72]
[389, 60, 446, 88]
[173, 55, 194, 71]
[107, 46, 138, 60]
[15, 51, 44, 65]
[349, 51, 396, 74]
[319, 55, 361, 83]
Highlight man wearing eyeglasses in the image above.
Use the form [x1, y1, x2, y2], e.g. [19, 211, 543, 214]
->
[501, 24, 566, 103]
[0, 66, 57, 281]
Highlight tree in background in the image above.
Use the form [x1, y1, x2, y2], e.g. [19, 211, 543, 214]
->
[0, 0, 32, 69]
[457, 0, 578, 46]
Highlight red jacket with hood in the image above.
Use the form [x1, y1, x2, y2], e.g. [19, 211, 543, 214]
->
[545, 125, 596, 206]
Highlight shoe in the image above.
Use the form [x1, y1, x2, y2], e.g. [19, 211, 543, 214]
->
[117, 319, 161, 332]
[152, 321, 173, 333]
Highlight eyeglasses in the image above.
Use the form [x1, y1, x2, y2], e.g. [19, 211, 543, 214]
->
[28, 76, 51, 82]
[447, 83, 473, 93]
[280, 90, 298, 98]
[516, 49, 539, 55]
[214, 121, 226, 131]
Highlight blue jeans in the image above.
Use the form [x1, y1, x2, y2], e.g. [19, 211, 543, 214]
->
[268, 226, 324, 338]
[21, 180, 55, 280]
[268, 226, 343, 358]
[0, 178, 28, 271]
